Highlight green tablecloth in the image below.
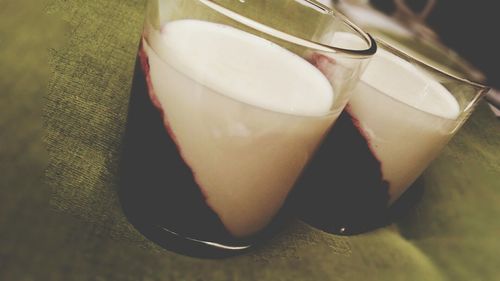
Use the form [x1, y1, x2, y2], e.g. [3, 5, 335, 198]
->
[1, 0, 499, 280]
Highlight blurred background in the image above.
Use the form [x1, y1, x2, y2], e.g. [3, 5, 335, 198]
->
[319, 0, 499, 88]
[373, 0, 498, 88]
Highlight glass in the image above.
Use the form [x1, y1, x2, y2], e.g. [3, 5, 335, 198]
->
[293, 39, 489, 235]
[119, 0, 376, 257]
[333, 0, 500, 115]
[333, 0, 486, 82]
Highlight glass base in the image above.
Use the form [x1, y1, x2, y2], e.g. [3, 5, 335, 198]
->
[119, 194, 253, 258]
[292, 177, 425, 236]
[118, 177, 292, 258]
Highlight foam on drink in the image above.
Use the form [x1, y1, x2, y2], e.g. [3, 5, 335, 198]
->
[143, 19, 335, 237]
[361, 49, 460, 119]
[152, 20, 334, 117]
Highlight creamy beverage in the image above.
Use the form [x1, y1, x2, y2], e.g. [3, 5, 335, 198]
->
[295, 48, 462, 234]
[120, 19, 337, 251]
[350, 49, 460, 201]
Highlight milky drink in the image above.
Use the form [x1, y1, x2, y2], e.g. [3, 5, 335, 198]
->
[350, 48, 460, 202]
[296, 47, 461, 234]
[121, 19, 337, 243]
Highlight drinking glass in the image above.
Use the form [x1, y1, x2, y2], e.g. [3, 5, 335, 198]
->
[119, 0, 376, 257]
[293, 39, 489, 235]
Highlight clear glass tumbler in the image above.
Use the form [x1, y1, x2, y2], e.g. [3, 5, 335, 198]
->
[294, 39, 489, 235]
[119, 0, 376, 257]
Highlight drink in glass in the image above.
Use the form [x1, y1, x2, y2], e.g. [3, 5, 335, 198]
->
[119, 0, 376, 256]
[294, 40, 489, 235]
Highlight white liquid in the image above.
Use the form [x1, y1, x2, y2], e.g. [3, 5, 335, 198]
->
[144, 20, 335, 237]
[349, 49, 461, 202]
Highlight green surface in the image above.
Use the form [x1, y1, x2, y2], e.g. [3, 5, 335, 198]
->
[1, 0, 499, 280]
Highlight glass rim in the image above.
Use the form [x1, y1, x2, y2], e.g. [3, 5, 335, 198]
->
[377, 38, 489, 92]
[375, 38, 490, 114]
[198, 0, 377, 58]
[139, 40, 342, 119]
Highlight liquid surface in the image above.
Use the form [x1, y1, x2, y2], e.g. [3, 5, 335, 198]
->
[361, 48, 460, 119]
[154, 19, 334, 117]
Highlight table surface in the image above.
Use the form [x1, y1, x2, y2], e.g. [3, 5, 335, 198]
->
[1, 1, 499, 280]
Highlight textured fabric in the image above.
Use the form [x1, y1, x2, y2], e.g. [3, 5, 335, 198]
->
[1, 0, 499, 280]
